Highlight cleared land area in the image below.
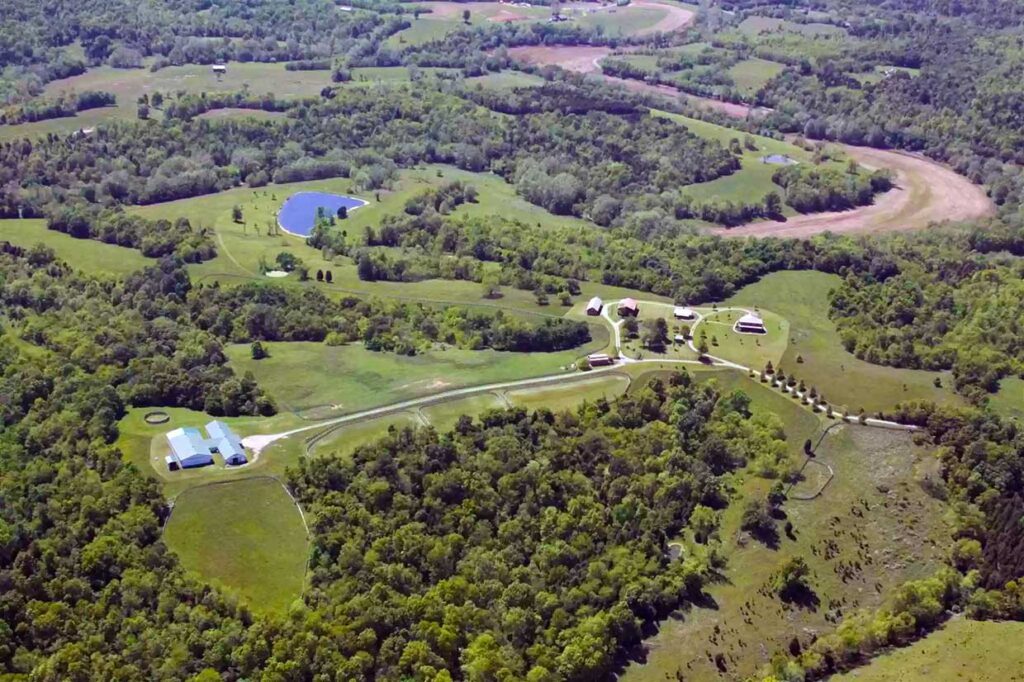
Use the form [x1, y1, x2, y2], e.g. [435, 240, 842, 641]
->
[624, 387, 950, 681]
[225, 339, 606, 419]
[833, 618, 1024, 681]
[717, 146, 995, 237]
[163, 477, 308, 614]
[990, 376, 1024, 422]
[506, 373, 631, 411]
[728, 57, 786, 95]
[724, 271, 961, 413]
[0, 218, 153, 275]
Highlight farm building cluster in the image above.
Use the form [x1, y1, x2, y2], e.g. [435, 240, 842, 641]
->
[165, 420, 248, 470]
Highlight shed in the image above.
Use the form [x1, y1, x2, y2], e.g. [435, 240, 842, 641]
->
[587, 353, 614, 367]
[617, 298, 639, 317]
[586, 296, 603, 316]
[673, 306, 696, 320]
[211, 64, 227, 74]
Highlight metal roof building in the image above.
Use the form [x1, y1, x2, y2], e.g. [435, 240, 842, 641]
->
[165, 427, 215, 470]
[206, 420, 248, 466]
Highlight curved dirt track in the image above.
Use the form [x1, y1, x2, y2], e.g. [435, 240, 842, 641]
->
[713, 146, 995, 237]
[507, 45, 611, 74]
[629, 0, 696, 35]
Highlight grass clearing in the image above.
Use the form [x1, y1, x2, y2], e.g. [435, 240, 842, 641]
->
[225, 339, 606, 419]
[738, 16, 847, 37]
[728, 57, 786, 95]
[421, 394, 506, 431]
[625, 403, 950, 681]
[464, 71, 547, 90]
[832, 618, 1024, 681]
[386, 18, 463, 47]
[0, 61, 331, 139]
[990, 375, 1024, 422]
[0, 219, 153, 275]
[163, 477, 308, 614]
[506, 373, 632, 412]
[724, 271, 962, 413]
[701, 308, 789, 369]
[654, 109, 846, 211]
[309, 412, 420, 458]
[575, 6, 669, 36]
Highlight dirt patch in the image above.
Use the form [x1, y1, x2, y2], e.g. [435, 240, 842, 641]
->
[630, 0, 696, 35]
[507, 45, 612, 74]
[713, 146, 995, 238]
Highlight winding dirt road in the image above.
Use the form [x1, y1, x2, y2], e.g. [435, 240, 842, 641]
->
[711, 146, 995, 237]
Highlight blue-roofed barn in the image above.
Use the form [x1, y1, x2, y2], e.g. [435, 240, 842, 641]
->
[165, 427, 215, 470]
[206, 420, 248, 466]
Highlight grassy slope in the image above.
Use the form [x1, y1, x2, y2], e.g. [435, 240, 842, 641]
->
[576, 6, 667, 35]
[464, 71, 546, 90]
[163, 477, 308, 613]
[310, 412, 420, 457]
[728, 57, 786, 95]
[624, 374, 951, 681]
[0, 219, 152, 275]
[506, 373, 632, 412]
[225, 338, 607, 419]
[990, 375, 1024, 422]
[833, 618, 1024, 682]
[725, 271, 962, 413]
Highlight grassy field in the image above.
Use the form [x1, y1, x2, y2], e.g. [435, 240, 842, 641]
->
[654, 110, 846, 211]
[225, 339, 607, 419]
[0, 61, 331, 140]
[421, 393, 506, 431]
[506, 373, 632, 412]
[575, 6, 669, 35]
[163, 477, 308, 614]
[464, 71, 546, 90]
[386, 18, 463, 47]
[990, 375, 1024, 422]
[309, 412, 420, 458]
[700, 308, 789, 369]
[834, 618, 1024, 681]
[724, 271, 961, 414]
[728, 57, 786, 95]
[128, 166, 666, 317]
[624, 378, 951, 681]
[738, 16, 847, 37]
[0, 219, 153, 275]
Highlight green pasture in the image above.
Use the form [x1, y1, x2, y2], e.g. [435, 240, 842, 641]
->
[386, 18, 463, 48]
[738, 16, 847, 37]
[506, 373, 632, 412]
[195, 108, 288, 122]
[421, 393, 505, 431]
[654, 109, 846, 210]
[700, 307, 789, 370]
[0, 219, 153, 275]
[225, 339, 606, 418]
[0, 61, 331, 139]
[724, 271, 962, 414]
[574, 6, 668, 36]
[990, 376, 1024, 422]
[728, 57, 786, 95]
[832, 618, 1024, 681]
[116, 407, 306, 498]
[309, 412, 420, 458]
[625, 397, 950, 681]
[464, 71, 546, 90]
[163, 477, 308, 614]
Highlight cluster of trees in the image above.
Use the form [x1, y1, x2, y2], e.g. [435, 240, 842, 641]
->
[161, 91, 295, 120]
[45, 202, 216, 262]
[0, 90, 114, 125]
[288, 373, 792, 679]
[771, 164, 893, 213]
[188, 281, 592, 355]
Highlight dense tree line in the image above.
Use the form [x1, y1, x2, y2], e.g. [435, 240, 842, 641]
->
[46, 202, 216, 262]
[0, 90, 115, 125]
[288, 373, 792, 679]
[189, 281, 592, 355]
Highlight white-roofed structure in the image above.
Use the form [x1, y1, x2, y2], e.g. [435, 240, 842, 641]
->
[586, 296, 603, 316]
[673, 306, 696, 320]
[735, 312, 767, 334]
[165, 427, 214, 470]
[206, 420, 248, 465]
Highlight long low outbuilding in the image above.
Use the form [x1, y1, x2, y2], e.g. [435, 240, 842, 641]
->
[165, 420, 248, 470]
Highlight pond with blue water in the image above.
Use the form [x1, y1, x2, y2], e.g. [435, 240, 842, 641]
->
[277, 192, 367, 236]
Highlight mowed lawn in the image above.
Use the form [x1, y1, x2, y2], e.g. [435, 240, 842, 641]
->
[724, 271, 962, 413]
[226, 340, 604, 418]
[0, 219, 153, 275]
[624, 376, 951, 681]
[833, 618, 1024, 681]
[309, 412, 420, 458]
[163, 477, 308, 614]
